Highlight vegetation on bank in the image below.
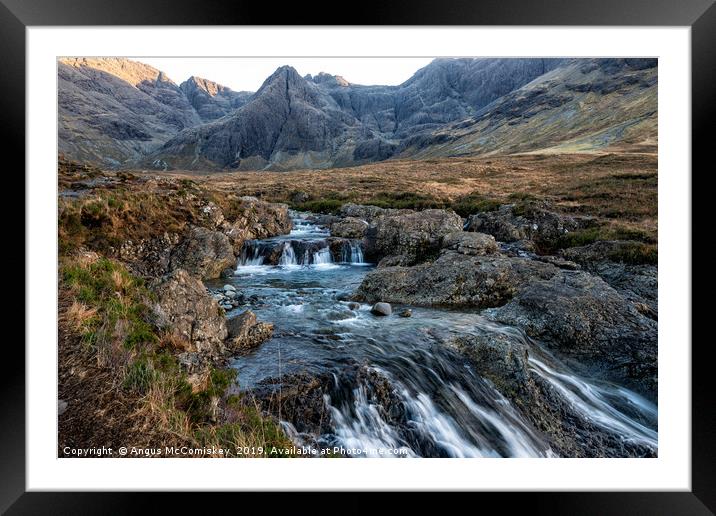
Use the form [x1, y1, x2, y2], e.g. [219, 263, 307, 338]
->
[59, 253, 293, 456]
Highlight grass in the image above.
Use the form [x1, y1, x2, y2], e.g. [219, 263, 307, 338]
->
[59, 252, 292, 455]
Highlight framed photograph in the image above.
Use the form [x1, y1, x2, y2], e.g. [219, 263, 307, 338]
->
[7, 0, 714, 511]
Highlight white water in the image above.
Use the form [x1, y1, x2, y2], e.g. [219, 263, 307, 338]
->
[226, 212, 657, 457]
[529, 357, 657, 447]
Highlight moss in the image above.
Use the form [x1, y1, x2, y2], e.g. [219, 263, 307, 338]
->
[292, 199, 344, 214]
[450, 192, 501, 217]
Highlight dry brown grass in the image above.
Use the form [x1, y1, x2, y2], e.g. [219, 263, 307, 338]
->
[143, 152, 656, 239]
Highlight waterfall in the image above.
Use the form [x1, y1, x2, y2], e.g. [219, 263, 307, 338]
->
[312, 246, 333, 266]
[237, 240, 264, 266]
[341, 241, 365, 264]
[279, 241, 298, 266]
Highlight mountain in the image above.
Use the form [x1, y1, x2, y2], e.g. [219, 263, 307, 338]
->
[58, 58, 202, 166]
[179, 76, 253, 122]
[58, 57, 657, 171]
[398, 58, 657, 158]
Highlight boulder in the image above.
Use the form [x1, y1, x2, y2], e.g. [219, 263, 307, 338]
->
[370, 302, 392, 316]
[355, 251, 556, 308]
[226, 310, 274, 351]
[364, 209, 463, 264]
[560, 241, 657, 318]
[465, 202, 595, 252]
[170, 226, 235, 280]
[152, 269, 228, 357]
[441, 231, 498, 256]
[486, 270, 657, 399]
[398, 309, 412, 318]
[329, 217, 370, 239]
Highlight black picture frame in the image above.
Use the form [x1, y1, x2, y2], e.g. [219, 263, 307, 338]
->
[4, 0, 713, 513]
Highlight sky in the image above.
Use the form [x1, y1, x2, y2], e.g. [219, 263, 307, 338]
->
[137, 57, 435, 92]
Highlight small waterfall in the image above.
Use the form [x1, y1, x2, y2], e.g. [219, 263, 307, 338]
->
[279, 242, 298, 266]
[237, 240, 264, 266]
[341, 240, 365, 264]
[312, 246, 333, 266]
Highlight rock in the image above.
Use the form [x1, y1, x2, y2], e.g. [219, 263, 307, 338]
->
[486, 270, 657, 400]
[329, 217, 370, 239]
[441, 231, 498, 256]
[223, 284, 236, 291]
[560, 241, 657, 318]
[170, 226, 236, 280]
[221, 198, 292, 253]
[58, 399, 68, 416]
[117, 232, 180, 277]
[355, 251, 556, 308]
[364, 208, 463, 264]
[291, 191, 310, 204]
[347, 302, 361, 310]
[465, 202, 595, 252]
[370, 302, 392, 316]
[152, 269, 228, 357]
[226, 310, 274, 350]
[340, 203, 393, 222]
[398, 309, 412, 318]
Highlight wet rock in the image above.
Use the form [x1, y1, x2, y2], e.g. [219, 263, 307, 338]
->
[152, 269, 228, 357]
[223, 284, 236, 292]
[465, 202, 595, 252]
[370, 302, 392, 316]
[365, 208, 463, 264]
[355, 251, 556, 308]
[486, 270, 657, 400]
[226, 310, 274, 351]
[398, 309, 412, 318]
[170, 226, 236, 280]
[329, 217, 369, 239]
[441, 231, 498, 256]
[347, 302, 361, 310]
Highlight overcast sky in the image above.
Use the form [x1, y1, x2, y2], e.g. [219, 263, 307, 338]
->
[137, 57, 435, 92]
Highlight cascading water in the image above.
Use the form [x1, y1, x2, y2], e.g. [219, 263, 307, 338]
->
[217, 211, 658, 458]
[341, 240, 365, 265]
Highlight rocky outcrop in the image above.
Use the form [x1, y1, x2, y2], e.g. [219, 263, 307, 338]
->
[441, 231, 498, 256]
[465, 202, 595, 252]
[560, 241, 657, 318]
[226, 310, 274, 351]
[447, 330, 654, 457]
[152, 269, 228, 357]
[355, 251, 556, 307]
[220, 197, 292, 252]
[364, 209, 463, 265]
[329, 217, 369, 239]
[486, 270, 657, 399]
[169, 226, 236, 280]
[179, 76, 252, 122]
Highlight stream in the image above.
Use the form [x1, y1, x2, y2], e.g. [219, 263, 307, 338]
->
[210, 212, 658, 458]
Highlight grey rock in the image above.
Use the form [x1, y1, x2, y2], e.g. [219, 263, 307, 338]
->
[169, 226, 236, 280]
[355, 251, 556, 308]
[370, 302, 392, 316]
[486, 270, 657, 399]
[58, 399, 69, 416]
[465, 202, 595, 252]
[329, 217, 370, 239]
[226, 310, 274, 350]
[364, 208, 463, 264]
[398, 309, 412, 318]
[152, 269, 228, 357]
[441, 231, 498, 256]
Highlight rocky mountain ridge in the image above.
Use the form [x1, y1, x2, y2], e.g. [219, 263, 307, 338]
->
[59, 57, 657, 170]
